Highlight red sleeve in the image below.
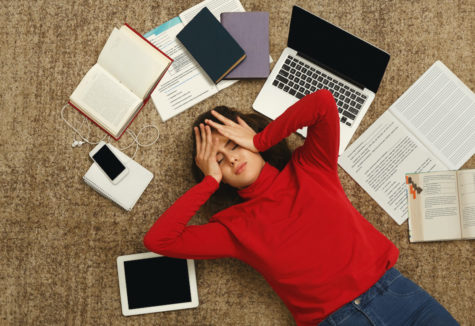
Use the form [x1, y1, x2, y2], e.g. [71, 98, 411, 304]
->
[143, 176, 239, 259]
[253, 90, 339, 171]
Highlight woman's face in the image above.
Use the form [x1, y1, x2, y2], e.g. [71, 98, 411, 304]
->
[212, 132, 265, 189]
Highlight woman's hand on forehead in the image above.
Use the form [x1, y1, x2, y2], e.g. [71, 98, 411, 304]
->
[194, 123, 223, 183]
[205, 110, 258, 153]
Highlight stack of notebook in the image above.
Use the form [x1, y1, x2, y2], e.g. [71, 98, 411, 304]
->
[177, 7, 270, 82]
[84, 143, 154, 211]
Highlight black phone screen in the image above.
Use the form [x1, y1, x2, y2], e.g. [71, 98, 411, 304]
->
[92, 145, 126, 180]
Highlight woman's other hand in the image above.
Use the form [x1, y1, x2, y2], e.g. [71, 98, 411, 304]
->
[194, 123, 222, 183]
[205, 110, 258, 153]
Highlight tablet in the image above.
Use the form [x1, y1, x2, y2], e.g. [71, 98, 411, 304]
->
[117, 252, 199, 316]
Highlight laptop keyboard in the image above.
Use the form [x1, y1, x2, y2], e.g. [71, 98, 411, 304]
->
[271, 55, 368, 127]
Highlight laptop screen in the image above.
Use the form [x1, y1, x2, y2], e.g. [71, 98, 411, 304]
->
[288, 6, 389, 93]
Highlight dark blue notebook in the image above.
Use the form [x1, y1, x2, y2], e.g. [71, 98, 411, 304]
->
[176, 7, 246, 84]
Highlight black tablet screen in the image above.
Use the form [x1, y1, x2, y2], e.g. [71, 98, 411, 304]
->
[124, 257, 192, 309]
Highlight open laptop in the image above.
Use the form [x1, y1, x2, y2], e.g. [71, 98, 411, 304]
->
[253, 6, 390, 155]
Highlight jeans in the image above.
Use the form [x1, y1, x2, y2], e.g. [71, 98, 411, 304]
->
[319, 268, 459, 326]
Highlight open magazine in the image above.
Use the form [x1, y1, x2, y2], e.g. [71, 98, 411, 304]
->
[338, 61, 475, 225]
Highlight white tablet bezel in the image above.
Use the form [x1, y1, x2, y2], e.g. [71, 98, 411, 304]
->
[117, 252, 199, 316]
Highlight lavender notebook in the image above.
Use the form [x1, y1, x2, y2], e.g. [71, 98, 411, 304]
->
[221, 12, 270, 79]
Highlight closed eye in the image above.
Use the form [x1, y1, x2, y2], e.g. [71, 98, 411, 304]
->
[217, 143, 237, 164]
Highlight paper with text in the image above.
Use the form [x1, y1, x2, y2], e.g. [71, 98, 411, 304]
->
[339, 111, 447, 225]
[339, 61, 474, 225]
[146, 0, 247, 121]
[458, 170, 475, 238]
[390, 61, 475, 170]
[70, 65, 141, 132]
[146, 17, 217, 121]
[409, 172, 462, 241]
[98, 27, 171, 100]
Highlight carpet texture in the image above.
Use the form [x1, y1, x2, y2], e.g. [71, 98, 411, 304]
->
[0, 0, 473, 325]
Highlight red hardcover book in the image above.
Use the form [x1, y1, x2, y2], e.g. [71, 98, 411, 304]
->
[69, 24, 173, 140]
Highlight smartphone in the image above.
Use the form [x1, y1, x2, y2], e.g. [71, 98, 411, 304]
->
[89, 143, 129, 184]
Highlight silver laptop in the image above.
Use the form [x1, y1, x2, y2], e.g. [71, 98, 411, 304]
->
[253, 6, 390, 155]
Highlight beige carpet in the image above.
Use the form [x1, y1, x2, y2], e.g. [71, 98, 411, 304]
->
[0, 0, 473, 325]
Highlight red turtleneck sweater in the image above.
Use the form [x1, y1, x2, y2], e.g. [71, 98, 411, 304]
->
[144, 90, 399, 325]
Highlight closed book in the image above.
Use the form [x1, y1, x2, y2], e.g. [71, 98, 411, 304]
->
[176, 7, 246, 84]
[221, 12, 270, 79]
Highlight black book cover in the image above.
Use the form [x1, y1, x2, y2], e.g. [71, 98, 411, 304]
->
[177, 7, 246, 83]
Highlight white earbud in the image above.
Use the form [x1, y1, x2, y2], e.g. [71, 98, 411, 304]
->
[72, 140, 85, 147]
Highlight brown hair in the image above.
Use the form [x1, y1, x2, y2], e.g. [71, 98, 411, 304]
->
[191, 106, 292, 203]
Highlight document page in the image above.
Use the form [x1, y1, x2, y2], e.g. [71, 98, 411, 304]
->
[407, 171, 461, 241]
[146, 17, 218, 121]
[98, 28, 170, 100]
[457, 169, 475, 238]
[338, 111, 447, 225]
[70, 64, 141, 134]
[390, 61, 475, 170]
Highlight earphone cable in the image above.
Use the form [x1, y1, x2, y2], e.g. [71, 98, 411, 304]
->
[61, 104, 159, 159]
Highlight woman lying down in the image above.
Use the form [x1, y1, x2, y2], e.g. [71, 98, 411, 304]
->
[144, 90, 458, 326]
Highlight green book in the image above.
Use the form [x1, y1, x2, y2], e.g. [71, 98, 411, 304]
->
[177, 7, 246, 84]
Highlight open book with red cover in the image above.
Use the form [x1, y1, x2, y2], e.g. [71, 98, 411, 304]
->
[69, 24, 172, 140]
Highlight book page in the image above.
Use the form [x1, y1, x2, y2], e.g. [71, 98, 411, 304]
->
[98, 27, 170, 99]
[406, 171, 461, 242]
[390, 61, 475, 170]
[179, 0, 243, 91]
[145, 17, 218, 121]
[70, 64, 141, 134]
[457, 169, 475, 238]
[338, 110, 447, 225]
